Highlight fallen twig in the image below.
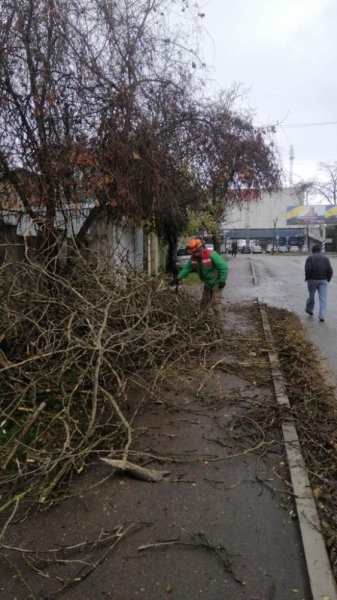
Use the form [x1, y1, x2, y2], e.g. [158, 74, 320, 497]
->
[138, 529, 244, 585]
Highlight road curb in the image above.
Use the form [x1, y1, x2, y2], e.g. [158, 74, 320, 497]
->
[259, 301, 337, 600]
[250, 259, 258, 285]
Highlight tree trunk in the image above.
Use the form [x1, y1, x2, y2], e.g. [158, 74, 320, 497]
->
[166, 232, 178, 274]
[212, 235, 220, 253]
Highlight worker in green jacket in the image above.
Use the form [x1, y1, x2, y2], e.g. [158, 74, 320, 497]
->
[176, 238, 228, 319]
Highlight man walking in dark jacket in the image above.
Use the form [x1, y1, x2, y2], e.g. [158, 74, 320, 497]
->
[305, 244, 333, 322]
[231, 241, 238, 257]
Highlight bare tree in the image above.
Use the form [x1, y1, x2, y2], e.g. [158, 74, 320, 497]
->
[295, 162, 337, 206]
[0, 0, 282, 268]
[314, 162, 337, 205]
[0, 0, 204, 267]
[181, 91, 282, 250]
[294, 162, 337, 251]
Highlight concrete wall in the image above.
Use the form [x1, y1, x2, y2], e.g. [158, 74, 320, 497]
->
[88, 218, 136, 270]
[0, 218, 164, 276]
[142, 232, 166, 274]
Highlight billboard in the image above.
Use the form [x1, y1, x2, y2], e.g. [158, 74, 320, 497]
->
[325, 206, 337, 224]
[286, 205, 337, 225]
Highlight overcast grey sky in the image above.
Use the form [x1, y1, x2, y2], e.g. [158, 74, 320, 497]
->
[201, 0, 337, 185]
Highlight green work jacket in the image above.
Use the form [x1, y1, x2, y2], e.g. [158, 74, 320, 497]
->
[178, 250, 228, 289]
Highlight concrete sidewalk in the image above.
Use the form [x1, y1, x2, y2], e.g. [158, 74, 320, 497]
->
[0, 258, 315, 600]
[1, 355, 311, 599]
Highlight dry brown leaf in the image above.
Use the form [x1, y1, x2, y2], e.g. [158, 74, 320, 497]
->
[313, 487, 323, 498]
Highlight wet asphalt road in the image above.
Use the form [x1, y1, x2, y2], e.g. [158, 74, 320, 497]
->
[246, 253, 337, 387]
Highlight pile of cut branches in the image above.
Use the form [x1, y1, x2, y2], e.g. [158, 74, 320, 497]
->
[265, 306, 337, 578]
[0, 253, 223, 511]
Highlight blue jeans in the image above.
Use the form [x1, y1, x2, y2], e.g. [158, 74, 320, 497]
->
[306, 279, 328, 319]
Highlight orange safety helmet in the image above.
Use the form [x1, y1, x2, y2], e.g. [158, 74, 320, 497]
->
[187, 238, 203, 252]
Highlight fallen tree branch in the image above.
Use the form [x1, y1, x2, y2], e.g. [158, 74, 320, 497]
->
[101, 457, 170, 482]
[2, 402, 46, 471]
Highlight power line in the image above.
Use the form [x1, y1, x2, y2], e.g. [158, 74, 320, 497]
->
[280, 121, 337, 129]
[255, 120, 337, 130]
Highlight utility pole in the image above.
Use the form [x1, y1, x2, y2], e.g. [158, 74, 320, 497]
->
[322, 224, 326, 253]
[289, 145, 295, 186]
[272, 217, 278, 254]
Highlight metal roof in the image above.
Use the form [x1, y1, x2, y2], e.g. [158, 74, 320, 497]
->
[225, 227, 305, 238]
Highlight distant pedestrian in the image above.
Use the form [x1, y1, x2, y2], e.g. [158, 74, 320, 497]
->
[231, 241, 238, 257]
[305, 244, 333, 322]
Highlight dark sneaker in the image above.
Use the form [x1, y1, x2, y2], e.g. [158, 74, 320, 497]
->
[319, 319, 325, 322]
[305, 309, 313, 316]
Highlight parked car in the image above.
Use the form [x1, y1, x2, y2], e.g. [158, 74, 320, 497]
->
[241, 246, 251, 254]
[278, 245, 288, 253]
[204, 244, 214, 251]
[252, 245, 263, 254]
[290, 245, 299, 252]
[175, 247, 190, 270]
[300, 245, 308, 252]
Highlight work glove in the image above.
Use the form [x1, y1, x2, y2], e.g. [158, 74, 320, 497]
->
[219, 281, 226, 289]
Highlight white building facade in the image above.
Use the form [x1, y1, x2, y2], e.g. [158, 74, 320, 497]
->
[221, 187, 305, 248]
